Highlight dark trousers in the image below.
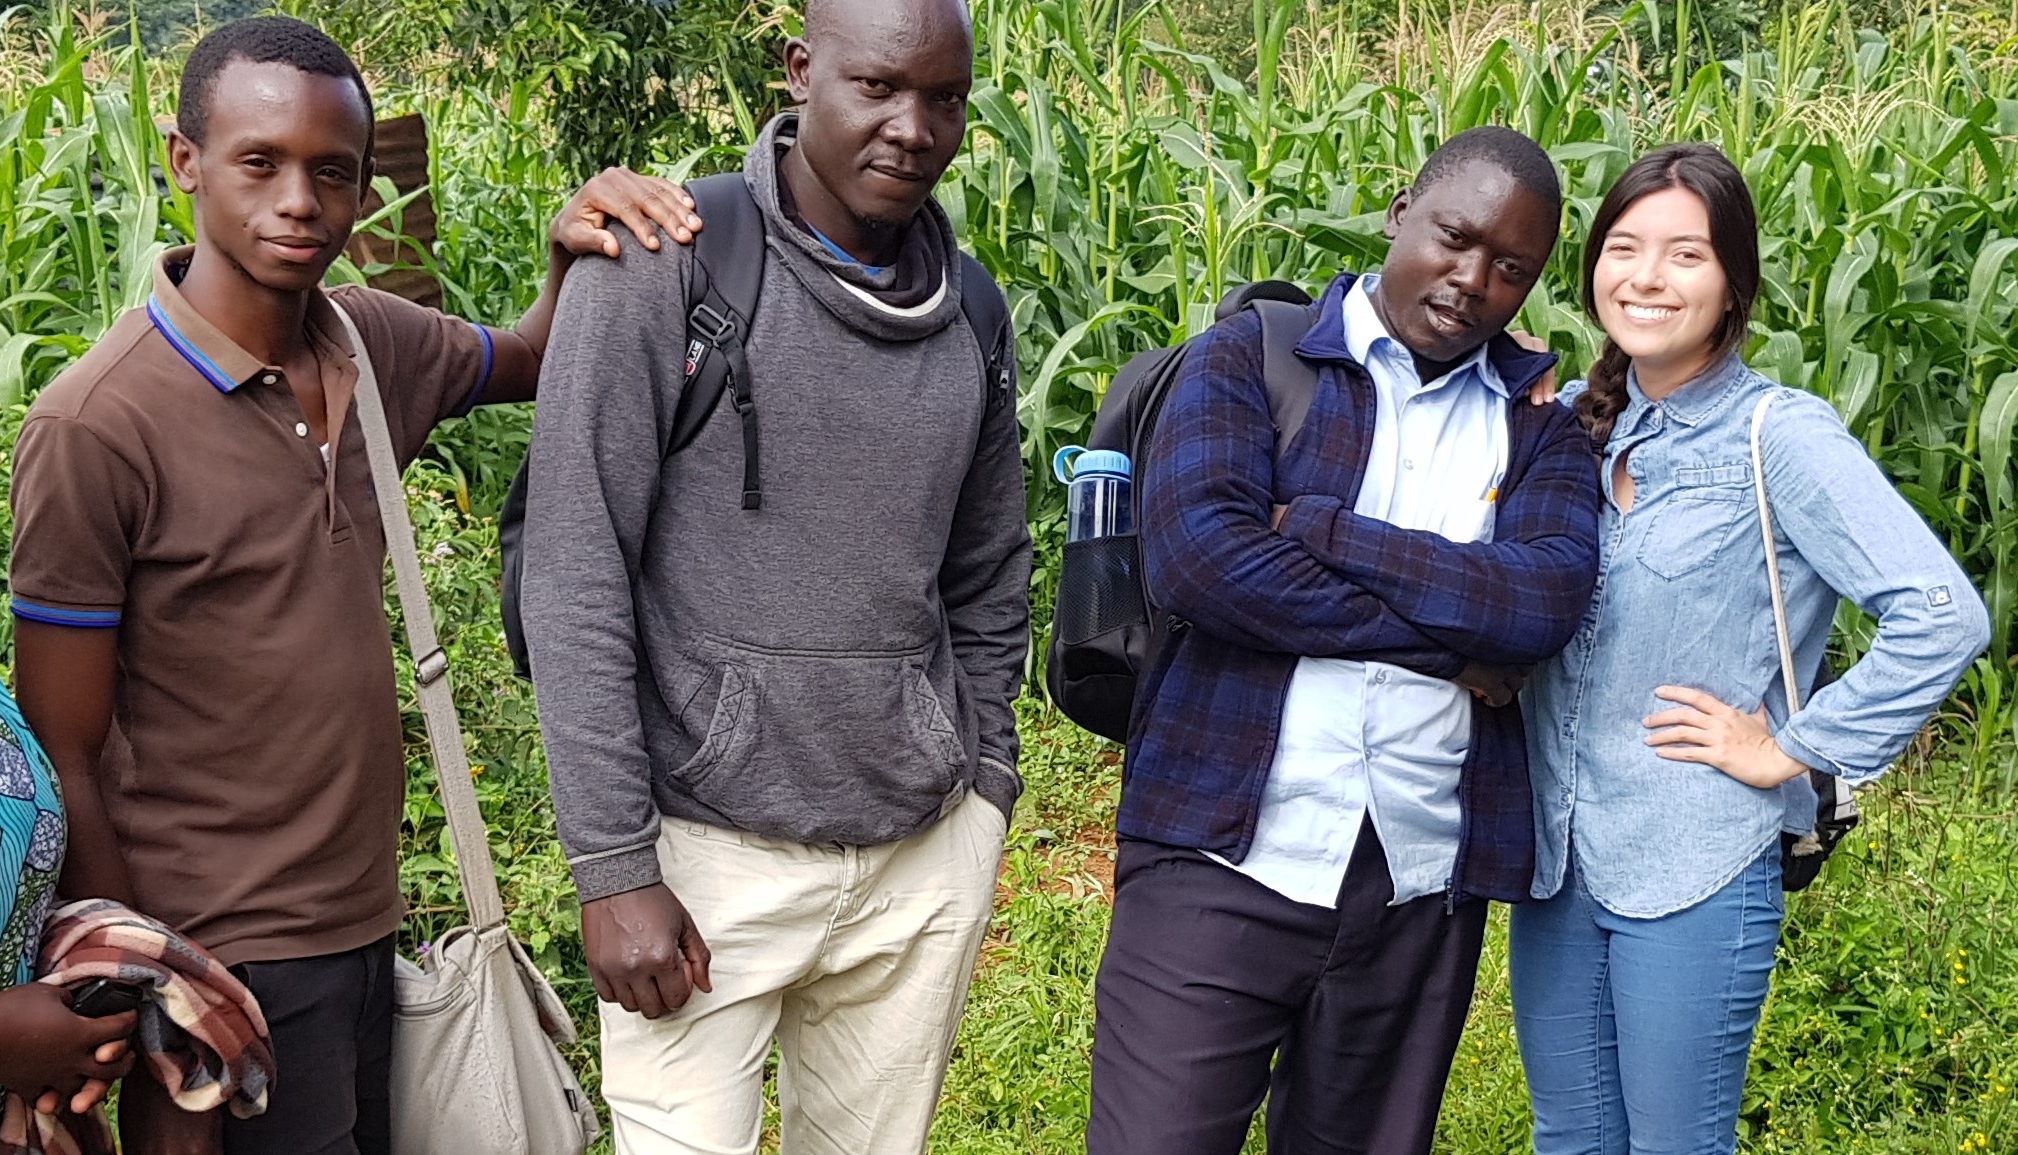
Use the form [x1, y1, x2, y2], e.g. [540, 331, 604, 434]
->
[1085, 822, 1489, 1155]
[223, 935, 395, 1155]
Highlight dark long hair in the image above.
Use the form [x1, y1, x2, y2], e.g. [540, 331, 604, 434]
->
[1575, 143, 1760, 450]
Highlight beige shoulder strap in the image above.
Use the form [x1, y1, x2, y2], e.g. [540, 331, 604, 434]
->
[330, 299, 506, 931]
[1750, 392, 1802, 715]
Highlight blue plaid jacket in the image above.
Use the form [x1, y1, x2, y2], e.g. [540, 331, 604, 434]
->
[1123, 273, 1604, 904]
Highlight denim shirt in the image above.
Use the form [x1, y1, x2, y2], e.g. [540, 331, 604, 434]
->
[1525, 355, 1989, 917]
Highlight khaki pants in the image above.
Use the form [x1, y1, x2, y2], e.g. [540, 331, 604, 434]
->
[600, 792, 1008, 1155]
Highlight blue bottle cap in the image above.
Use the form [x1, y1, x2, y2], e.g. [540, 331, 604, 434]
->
[1052, 446, 1132, 484]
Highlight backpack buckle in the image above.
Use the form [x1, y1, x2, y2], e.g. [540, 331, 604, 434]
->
[689, 302, 739, 345]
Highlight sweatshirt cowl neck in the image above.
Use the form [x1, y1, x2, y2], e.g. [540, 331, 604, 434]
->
[744, 113, 964, 343]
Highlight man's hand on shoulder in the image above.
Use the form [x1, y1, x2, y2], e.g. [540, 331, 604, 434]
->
[497, 167, 705, 397]
[581, 883, 713, 1020]
[1509, 329, 1559, 406]
[552, 167, 704, 261]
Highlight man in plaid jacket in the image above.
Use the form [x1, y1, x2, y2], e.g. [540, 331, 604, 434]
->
[1085, 128, 1604, 1155]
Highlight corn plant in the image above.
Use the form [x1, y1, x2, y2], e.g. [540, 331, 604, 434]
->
[6, 0, 2018, 751]
[944, 0, 2018, 740]
[0, 6, 183, 407]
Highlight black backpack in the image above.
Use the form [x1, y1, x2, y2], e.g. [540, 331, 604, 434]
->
[1043, 281, 1322, 743]
[498, 172, 1014, 678]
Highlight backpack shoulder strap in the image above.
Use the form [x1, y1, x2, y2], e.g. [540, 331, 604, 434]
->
[670, 172, 767, 506]
[957, 251, 1013, 414]
[1251, 297, 1321, 454]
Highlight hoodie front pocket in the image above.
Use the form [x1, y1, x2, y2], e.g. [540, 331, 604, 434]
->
[903, 664, 967, 769]
[671, 639, 969, 845]
[670, 664, 757, 785]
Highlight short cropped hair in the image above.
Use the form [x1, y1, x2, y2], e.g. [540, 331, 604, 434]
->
[1415, 125, 1561, 213]
[177, 17, 373, 152]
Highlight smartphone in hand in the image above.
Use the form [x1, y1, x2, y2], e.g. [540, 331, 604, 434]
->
[66, 978, 146, 1018]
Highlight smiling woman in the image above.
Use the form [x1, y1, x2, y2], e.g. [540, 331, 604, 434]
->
[1513, 142, 1989, 1155]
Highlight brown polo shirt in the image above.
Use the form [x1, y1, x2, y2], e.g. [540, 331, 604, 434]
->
[8, 248, 496, 965]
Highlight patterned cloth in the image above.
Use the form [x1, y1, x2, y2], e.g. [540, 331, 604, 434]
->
[1124, 272, 1605, 904]
[37, 900, 275, 1115]
[0, 687, 94, 1155]
[1, 900, 276, 1155]
[0, 688, 63, 988]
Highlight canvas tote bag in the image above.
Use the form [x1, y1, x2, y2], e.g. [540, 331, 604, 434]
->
[333, 301, 601, 1155]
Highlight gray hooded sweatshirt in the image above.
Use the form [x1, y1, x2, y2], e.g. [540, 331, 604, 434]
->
[524, 115, 1032, 903]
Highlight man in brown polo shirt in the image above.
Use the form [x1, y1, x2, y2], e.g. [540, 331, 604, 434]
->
[7, 17, 702, 1155]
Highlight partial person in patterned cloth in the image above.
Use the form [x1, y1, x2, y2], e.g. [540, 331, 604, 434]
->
[0, 684, 135, 1148]
[5, 896, 278, 1155]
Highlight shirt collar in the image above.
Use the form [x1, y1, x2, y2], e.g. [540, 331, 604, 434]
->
[1618, 351, 1750, 434]
[1337, 273, 1506, 398]
[1298, 271, 1555, 398]
[146, 246, 351, 394]
[805, 221, 886, 278]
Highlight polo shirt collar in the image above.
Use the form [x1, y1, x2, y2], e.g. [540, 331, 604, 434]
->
[146, 247, 353, 394]
[1296, 271, 1558, 398]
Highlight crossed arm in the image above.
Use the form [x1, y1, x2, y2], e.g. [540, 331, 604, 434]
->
[1139, 314, 1602, 687]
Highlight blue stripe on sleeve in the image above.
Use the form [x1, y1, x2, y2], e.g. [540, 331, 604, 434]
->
[456, 322, 497, 417]
[10, 599, 121, 628]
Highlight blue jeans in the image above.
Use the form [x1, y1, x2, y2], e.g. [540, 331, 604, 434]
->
[1508, 850, 1783, 1155]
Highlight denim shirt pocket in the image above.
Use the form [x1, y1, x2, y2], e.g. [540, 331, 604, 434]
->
[1636, 463, 1754, 581]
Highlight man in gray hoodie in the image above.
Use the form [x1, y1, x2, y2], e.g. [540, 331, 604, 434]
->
[521, 0, 1030, 1150]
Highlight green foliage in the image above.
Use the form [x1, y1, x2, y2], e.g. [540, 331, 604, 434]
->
[7, 2, 2018, 1150]
[285, 0, 792, 179]
[924, 708, 2018, 1155]
[943, 0, 2018, 689]
[10, 0, 260, 51]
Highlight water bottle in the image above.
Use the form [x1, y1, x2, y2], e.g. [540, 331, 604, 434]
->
[1052, 446, 1134, 542]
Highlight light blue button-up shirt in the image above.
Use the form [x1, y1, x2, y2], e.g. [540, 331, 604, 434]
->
[1527, 355, 1989, 917]
[1207, 275, 1510, 908]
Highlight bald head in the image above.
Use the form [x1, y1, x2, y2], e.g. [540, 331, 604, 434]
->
[803, 0, 973, 46]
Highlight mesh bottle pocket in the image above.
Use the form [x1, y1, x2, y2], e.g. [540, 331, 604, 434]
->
[1053, 535, 1149, 646]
